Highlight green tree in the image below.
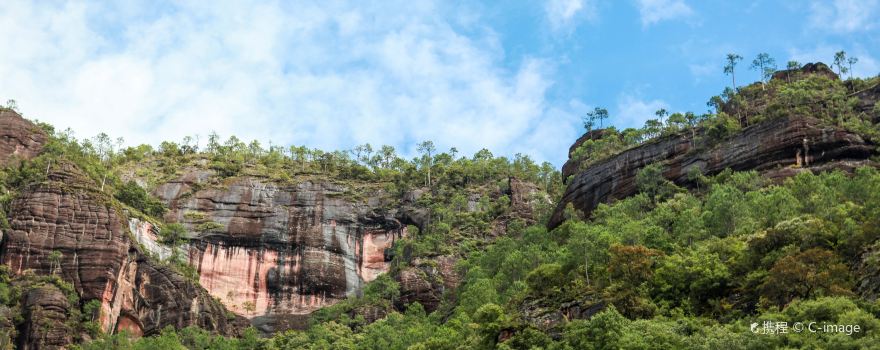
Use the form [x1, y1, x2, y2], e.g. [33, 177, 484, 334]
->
[833, 51, 848, 76]
[584, 107, 609, 131]
[684, 112, 701, 146]
[652, 248, 730, 313]
[750, 53, 776, 90]
[595, 107, 609, 128]
[48, 250, 63, 275]
[161, 223, 187, 263]
[525, 263, 564, 296]
[846, 56, 858, 80]
[417, 141, 436, 187]
[563, 306, 629, 350]
[363, 274, 400, 303]
[473, 303, 507, 348]
[643, 119, 663, 138]
[4, 99, 18, 112]
[785, 60, 801, 83]
[583, 112, 596, 132]
[724, 53, 743, 90]
[655, 108, 668, 127]
[115, 181, 167, 218]
[760, 248, 853, 308]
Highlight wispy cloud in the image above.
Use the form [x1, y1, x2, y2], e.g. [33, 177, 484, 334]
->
[614, 93, 669, 128]
[634, 0, 694, 27]
[545, 0, 596, 32]
[0, 1, 579, 165]
[808, 0, 879, 33]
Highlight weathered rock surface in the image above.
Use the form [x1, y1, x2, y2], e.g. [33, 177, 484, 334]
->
[857, 244, 880, 302]
[549, 115, 878, 229]
[508, 177, 549, 224]
[152, 172, 407, 331]
[0, 110, 47, 166]
[520, 297, 606, 333]
[18, 283, 73, 350]
[395, 255, 459, 312]
[0, 162, 241, 346]
[770, 62, 839, 82]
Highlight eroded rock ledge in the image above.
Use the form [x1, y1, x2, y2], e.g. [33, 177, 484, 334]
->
[549, 115, 878, 229]
[151, 172, 410, 332]
[0, 162, 243, 341]
[0, 109, 47, 167]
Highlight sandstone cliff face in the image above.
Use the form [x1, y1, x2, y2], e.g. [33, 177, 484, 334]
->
[395, 255, 459, 312]
[0, 162, 240, 342]
[151, 171, 406, 331]
[18, 283, 73, 350]
[0, 110, 47, 166]
[549, 115, 878, 229]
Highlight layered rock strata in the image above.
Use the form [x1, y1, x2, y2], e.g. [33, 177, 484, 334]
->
[395, 255, 459, 312]
[0, 162, 240, 340]
[550, 115, 878, 229]
[0, 109, 47, 166]
[152, 173, 407, 330]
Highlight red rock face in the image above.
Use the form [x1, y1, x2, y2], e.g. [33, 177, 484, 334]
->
[155, 175, 406, 328]
[0, 162, 240, 346]
[19, 284, 74, 349]
[550, 115, 878, 229]
[396, 255, 459, 312]
[116, 315, 144, 338]
[0, 109, 47, 166]
[2, 163, 129, 302]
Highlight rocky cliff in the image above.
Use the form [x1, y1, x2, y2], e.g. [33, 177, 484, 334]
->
[148, 170, 410, 332]
[0, 109, 47, 167]
[0, 162, 242, 338]
[550, 115, 878, 229]
[0, 114, 246, 347]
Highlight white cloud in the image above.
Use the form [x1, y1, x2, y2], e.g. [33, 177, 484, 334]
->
[614, 94, 669, 128]
[688, 62, 715, 80]
[808, 0, 879, 33]
[545, 0, 596, 32]
[788, 45, 879, 78]
[0, 1, 579, 165]
[634, 0, 694, 27]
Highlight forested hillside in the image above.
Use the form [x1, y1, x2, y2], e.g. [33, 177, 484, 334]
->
[1, 62, 880, 349]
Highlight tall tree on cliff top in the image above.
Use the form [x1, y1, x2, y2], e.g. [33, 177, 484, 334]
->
[750, 53, 776, 90]
[846, 56, 858, 80]
[417, 141, 436, 187]
[595, 107, 608, 128]
[833, 51, 849, 77]
[724, 53, 743, 91]
[584, 107, 609, 131]
[583, 112, 595, 133]
[655, 108, 668, 126]
[380, 145, 396, 168]
[786, 60, 801, 83]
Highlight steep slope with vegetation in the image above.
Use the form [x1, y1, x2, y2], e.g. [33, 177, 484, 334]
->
[1, 59, 880, 349]
[0, 105, 559, 348]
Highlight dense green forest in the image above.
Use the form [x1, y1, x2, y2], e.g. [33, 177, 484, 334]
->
[2, 58, 880, 349]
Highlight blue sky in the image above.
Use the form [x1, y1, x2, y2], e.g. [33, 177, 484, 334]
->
[1, 1, 878, 167]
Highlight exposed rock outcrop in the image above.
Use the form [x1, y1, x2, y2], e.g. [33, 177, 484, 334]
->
[857, 244, 880, 301]
[770, 62, 839, 82]
[18, 283, 73, 350]
[508, 177, 549, 223]
[549, 115, 878, 229]
[0, 109, 47, 166]
[395, 255, 459, 312]
[151, 171, 406, 331]
[0, 162, 241, 345]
